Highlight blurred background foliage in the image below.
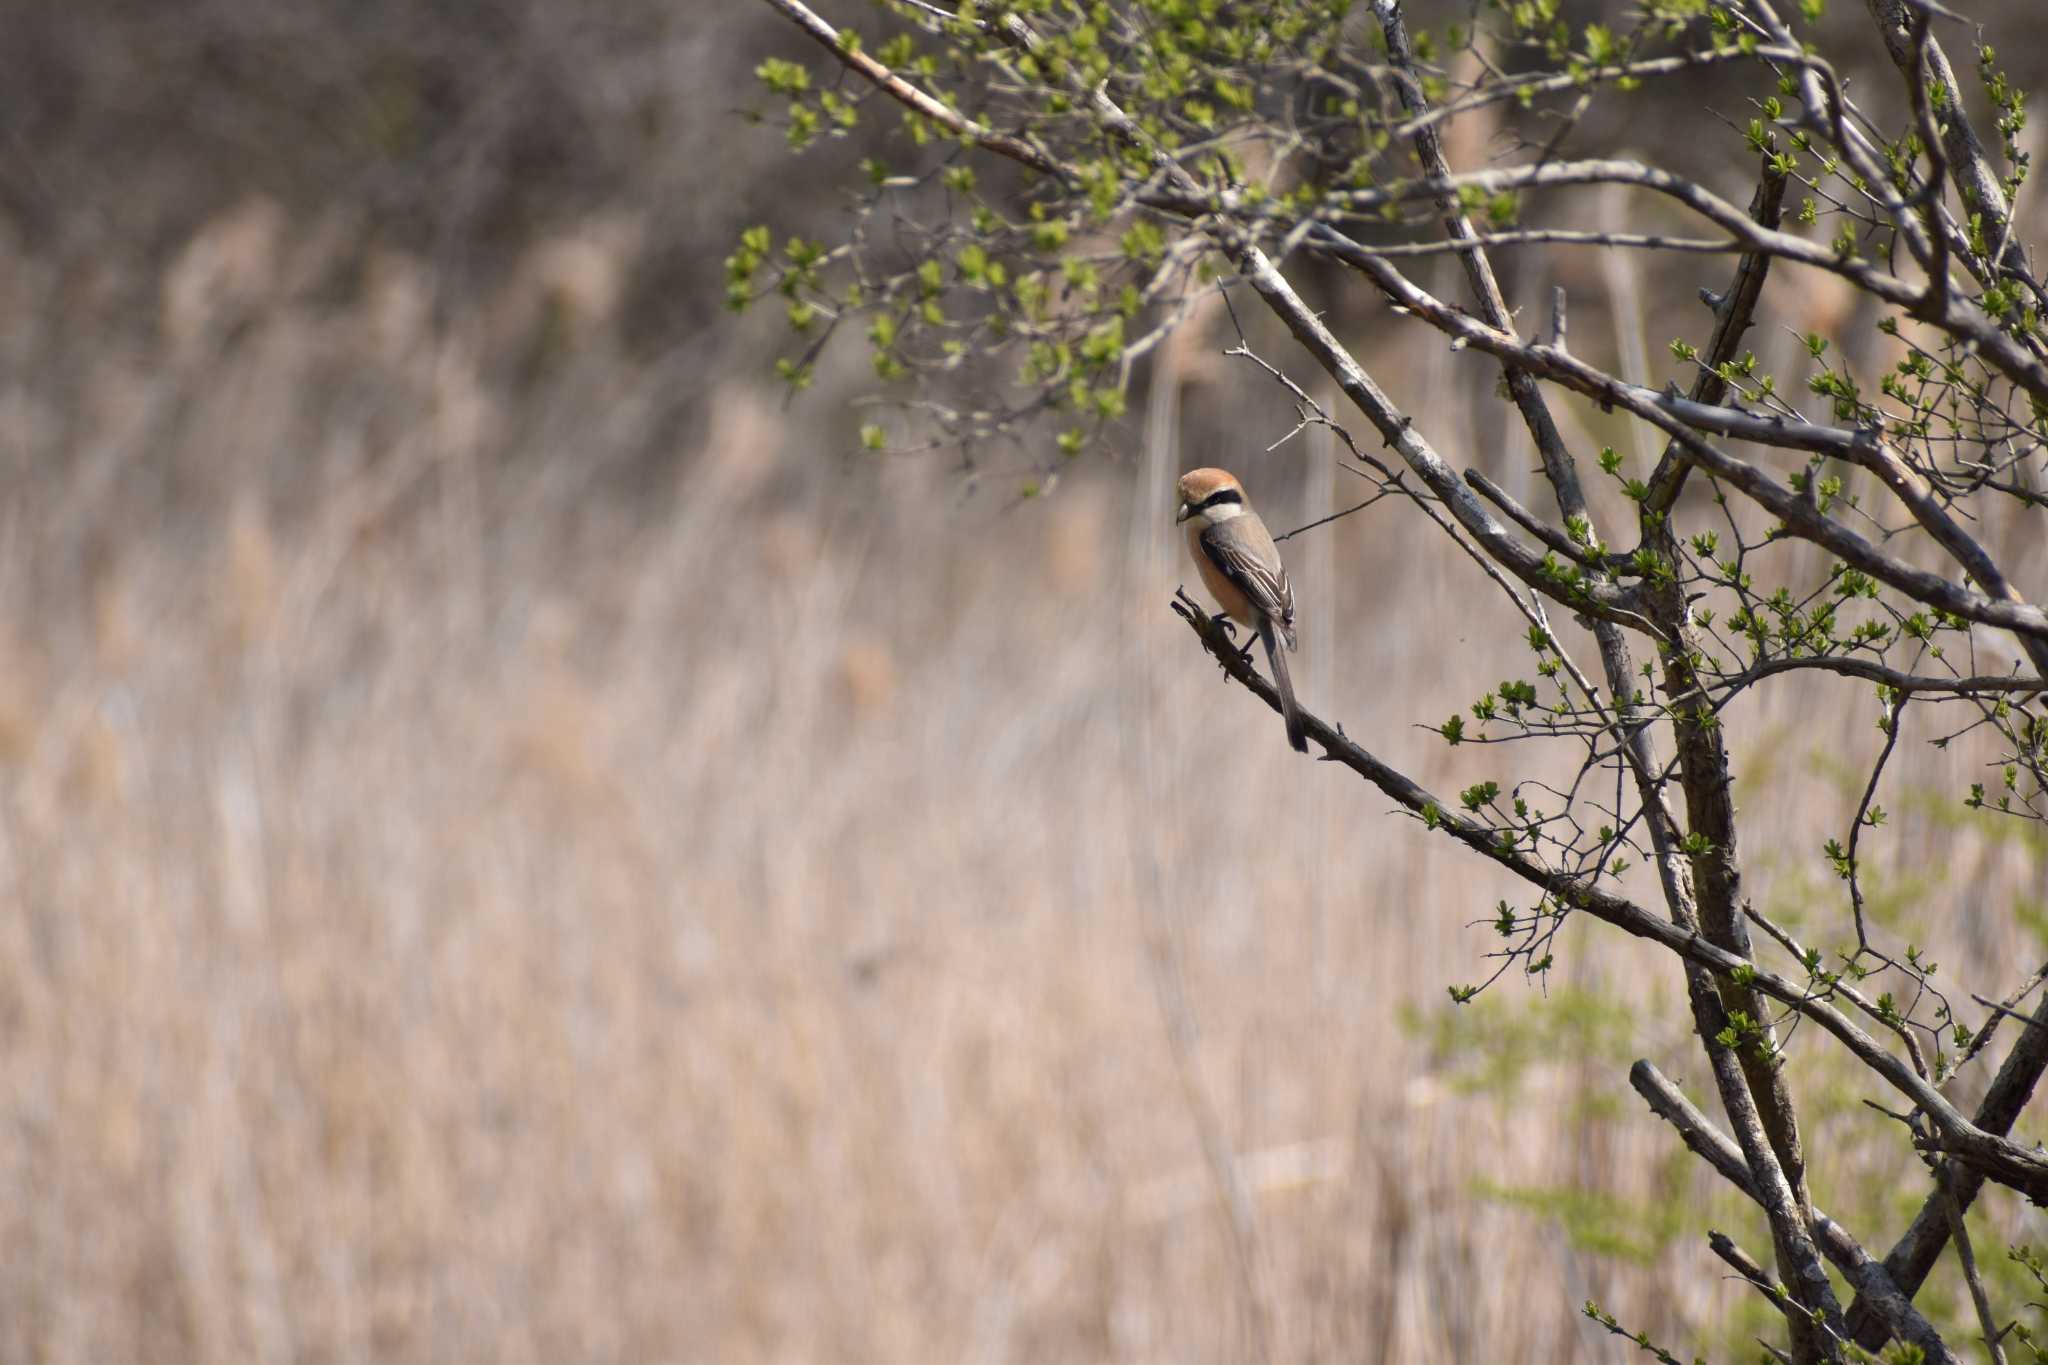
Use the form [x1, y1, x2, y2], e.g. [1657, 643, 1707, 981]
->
[1, 0, 2046, 1360]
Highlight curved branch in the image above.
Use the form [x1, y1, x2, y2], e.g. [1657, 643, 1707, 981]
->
[1384, 44, 1804, 144]
[1173, 593, 2048, 1202]
[1630, 1062, 1958, 1365]
[1217, 228, 1656, 632]
[1725, 654, 2046, 697]
[1851, 993, 2048, 1351]
[1308, 228, 2048, 652]
[1304, 158, 2048, 403]
[1359, 228, 1746, 258]
[757, 0, 1068, 176]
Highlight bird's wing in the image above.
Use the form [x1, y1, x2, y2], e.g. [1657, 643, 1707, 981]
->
[1199, 515, 1295, 630]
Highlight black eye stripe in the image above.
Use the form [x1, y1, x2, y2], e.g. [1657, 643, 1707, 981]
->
[1198, 488, 1244, 509]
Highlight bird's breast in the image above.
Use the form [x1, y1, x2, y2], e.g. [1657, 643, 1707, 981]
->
[1185, 523, 1254, 625]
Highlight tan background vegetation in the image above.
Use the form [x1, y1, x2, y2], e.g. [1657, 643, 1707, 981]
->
[2, 2, 2046, 1359]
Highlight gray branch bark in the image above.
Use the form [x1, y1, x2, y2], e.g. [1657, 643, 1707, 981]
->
[1632, 1060, 1956, 1364]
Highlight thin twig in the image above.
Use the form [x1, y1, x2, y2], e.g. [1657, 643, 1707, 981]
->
[1937, 1158, 2010, 1365]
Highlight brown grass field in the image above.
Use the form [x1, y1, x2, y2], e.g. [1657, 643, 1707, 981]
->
[4, 4, 2048, 1360]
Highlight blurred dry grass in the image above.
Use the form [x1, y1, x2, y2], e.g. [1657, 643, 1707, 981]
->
[3, 4, 2048, 1362]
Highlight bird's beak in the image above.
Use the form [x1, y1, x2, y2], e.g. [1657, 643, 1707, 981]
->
[1174, 502, 1191, 524]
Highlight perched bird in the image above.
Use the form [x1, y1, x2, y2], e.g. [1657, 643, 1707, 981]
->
[1176, 467, 1307, 753]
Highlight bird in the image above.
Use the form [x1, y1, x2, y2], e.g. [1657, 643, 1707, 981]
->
[1176, 467, 1307, 752]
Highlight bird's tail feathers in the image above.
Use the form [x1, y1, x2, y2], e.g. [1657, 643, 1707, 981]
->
[1261, 618, 1309, 753]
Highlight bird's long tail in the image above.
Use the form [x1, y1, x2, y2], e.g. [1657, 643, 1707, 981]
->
[1260, 618, 1308, 753]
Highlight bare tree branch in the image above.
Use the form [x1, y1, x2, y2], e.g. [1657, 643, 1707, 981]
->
[1863, 0, 2038, 295]
[1644, 164, 1787, 516]
[1937, 1156, 2010, 1365]
[755, 0, 1068, 177]
[1172, 592, 2048, 1201]
[1373, 6, 1839, 1349]
[1307, 229, 2048, 654]
[1630, 1060, 1959, 1365]
[1849, 998, 2048, 1351]
[1299, 158, 2048, 404]
[1724, 655, 2046, 697]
